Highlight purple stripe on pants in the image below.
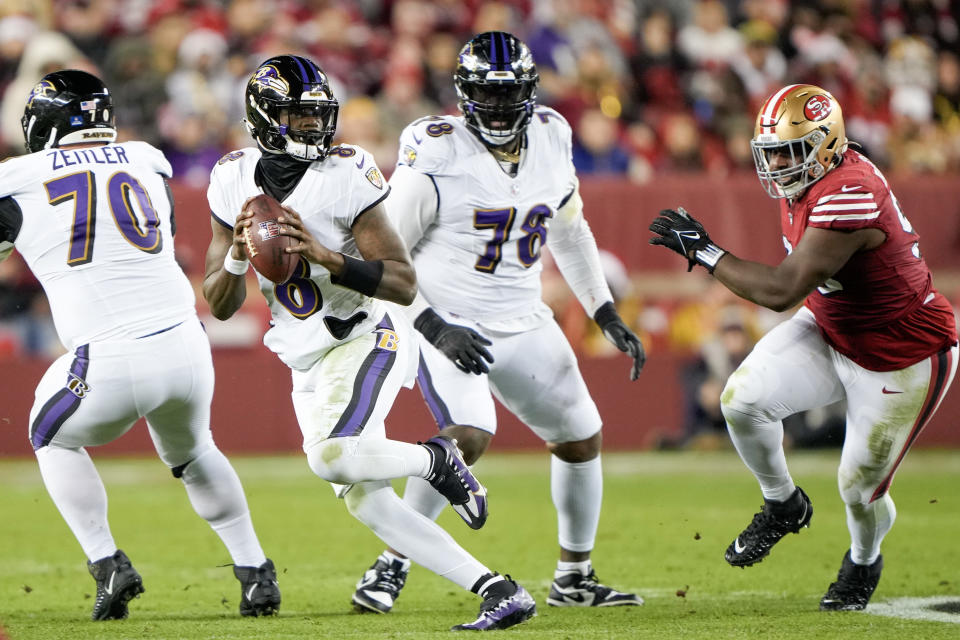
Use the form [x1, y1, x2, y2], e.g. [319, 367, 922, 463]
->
[30, 344, 90, 449]
[329, 314, 397, 437]
[416, 351, 452, 429]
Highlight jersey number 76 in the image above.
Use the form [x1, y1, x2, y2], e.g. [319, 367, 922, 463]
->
[474, 204, 552, 273]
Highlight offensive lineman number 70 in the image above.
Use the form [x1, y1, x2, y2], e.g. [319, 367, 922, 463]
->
[45, 169, 164, 266]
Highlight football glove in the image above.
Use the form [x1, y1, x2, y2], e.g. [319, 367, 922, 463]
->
[415, 308, 494, 375]
[594, 302, 645, 381]
[649, 207, 726, 273]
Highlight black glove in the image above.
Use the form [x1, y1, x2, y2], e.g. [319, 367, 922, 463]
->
[649, 207, 726, 273]
[594, 302, 645, 381]
[415, 308, 494, 375]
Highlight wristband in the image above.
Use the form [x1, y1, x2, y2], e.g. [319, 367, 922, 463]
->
[592, 301, 620, 330]
[223, 250, 249, 275]
[693, 244, 727, 273]
[414, 307, 447, 343]
[331, 253, 383, 297]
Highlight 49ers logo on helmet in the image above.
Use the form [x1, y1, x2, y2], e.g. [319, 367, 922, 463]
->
[804, 94, 832, 121]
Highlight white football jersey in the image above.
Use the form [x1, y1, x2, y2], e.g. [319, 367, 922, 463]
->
[391, 108, 578, 328]
[0, 141, 195, 350]
[206, 145, 391, 371]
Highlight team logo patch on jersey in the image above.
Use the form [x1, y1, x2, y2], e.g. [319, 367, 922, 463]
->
[257, 220, 281, 241]
[403, 145, 417, 166]
[804, 94, 832, 121]
[26, 80, 56, 108]
[365, 167, 384, 189]
[250, 64, 289, 96]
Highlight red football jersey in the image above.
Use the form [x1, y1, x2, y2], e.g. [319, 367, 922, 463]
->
[780, 149, 957, 371]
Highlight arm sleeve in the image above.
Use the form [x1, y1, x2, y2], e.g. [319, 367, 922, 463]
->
[548, 187, 615, 317]
[384, 164, 439, 254]
[384, 164, 440, 322]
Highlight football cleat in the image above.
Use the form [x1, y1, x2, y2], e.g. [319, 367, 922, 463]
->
[352, 553, 411, 614]
[725, 486, 812, 567]
[87, 549, 144, 621]
[820, 550, 883, 611]
[233, 558, 281, 617]
[547, 569, 643, 607]
[452, 578, 536, 631]
[421, 436, 488, 529]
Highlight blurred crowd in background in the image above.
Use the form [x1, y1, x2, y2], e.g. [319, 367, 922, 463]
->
[0, 0, 958, 180]
[1, 0, 958, 447]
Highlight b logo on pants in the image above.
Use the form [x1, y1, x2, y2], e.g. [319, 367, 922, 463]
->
[376, 329, 400, 352]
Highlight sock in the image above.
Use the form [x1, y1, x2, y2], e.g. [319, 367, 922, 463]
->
[345, 481, 489, 590]
[35, 446, 116, 561]
[307, 436, 432, 485]
[551, 455, 602, 552]
[381, 549, 410, 568]
[556, 560, 591, 577]
[846, 493, 895, 566]
[404, 474, 456, 520]
[470, 572, 514, 599]
[723, 406, 795, 501]
[179, 447, 266, 567]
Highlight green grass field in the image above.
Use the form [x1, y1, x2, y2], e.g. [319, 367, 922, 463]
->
[1, 450, 958, 639]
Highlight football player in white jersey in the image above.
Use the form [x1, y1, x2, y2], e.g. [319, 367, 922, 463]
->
[352, 32, 647, 612]
[0, 70, 280, 620]
[202, 55, 535, 632]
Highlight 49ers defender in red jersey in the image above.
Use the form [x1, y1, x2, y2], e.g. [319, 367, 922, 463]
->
[649, 84, 957, 611]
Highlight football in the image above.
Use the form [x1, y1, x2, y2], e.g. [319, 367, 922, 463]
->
[241, 194, 298, 284]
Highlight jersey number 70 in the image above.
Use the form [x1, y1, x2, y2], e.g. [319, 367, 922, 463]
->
[45, 170, 164, 266]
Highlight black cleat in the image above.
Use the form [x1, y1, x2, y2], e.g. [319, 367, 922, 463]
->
[547, 569, 643, 607]
[233, 558, 281, 617]
[88, 549, 144, 621]
[352, 553, 410, 614]
[725, 486, 812, 567]
[421, 436, 488, 529]
[820, 550, 883, 611]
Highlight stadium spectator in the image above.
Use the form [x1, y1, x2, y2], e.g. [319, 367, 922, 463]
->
[572, 108, 631, 175]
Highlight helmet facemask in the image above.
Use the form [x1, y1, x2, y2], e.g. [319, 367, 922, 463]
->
[751, 127, 831, 199]
[456, 75, 536, 145]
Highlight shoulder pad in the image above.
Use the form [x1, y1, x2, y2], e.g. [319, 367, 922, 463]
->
[396, 115, 460, 174]
[122, 140, 173, 178]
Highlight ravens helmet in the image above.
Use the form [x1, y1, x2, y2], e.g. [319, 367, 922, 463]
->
[455, 32, 538, 146]
[244, 55, 339, 162]
[21, 69, 117, 153]
[751, 84, 847, 199]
